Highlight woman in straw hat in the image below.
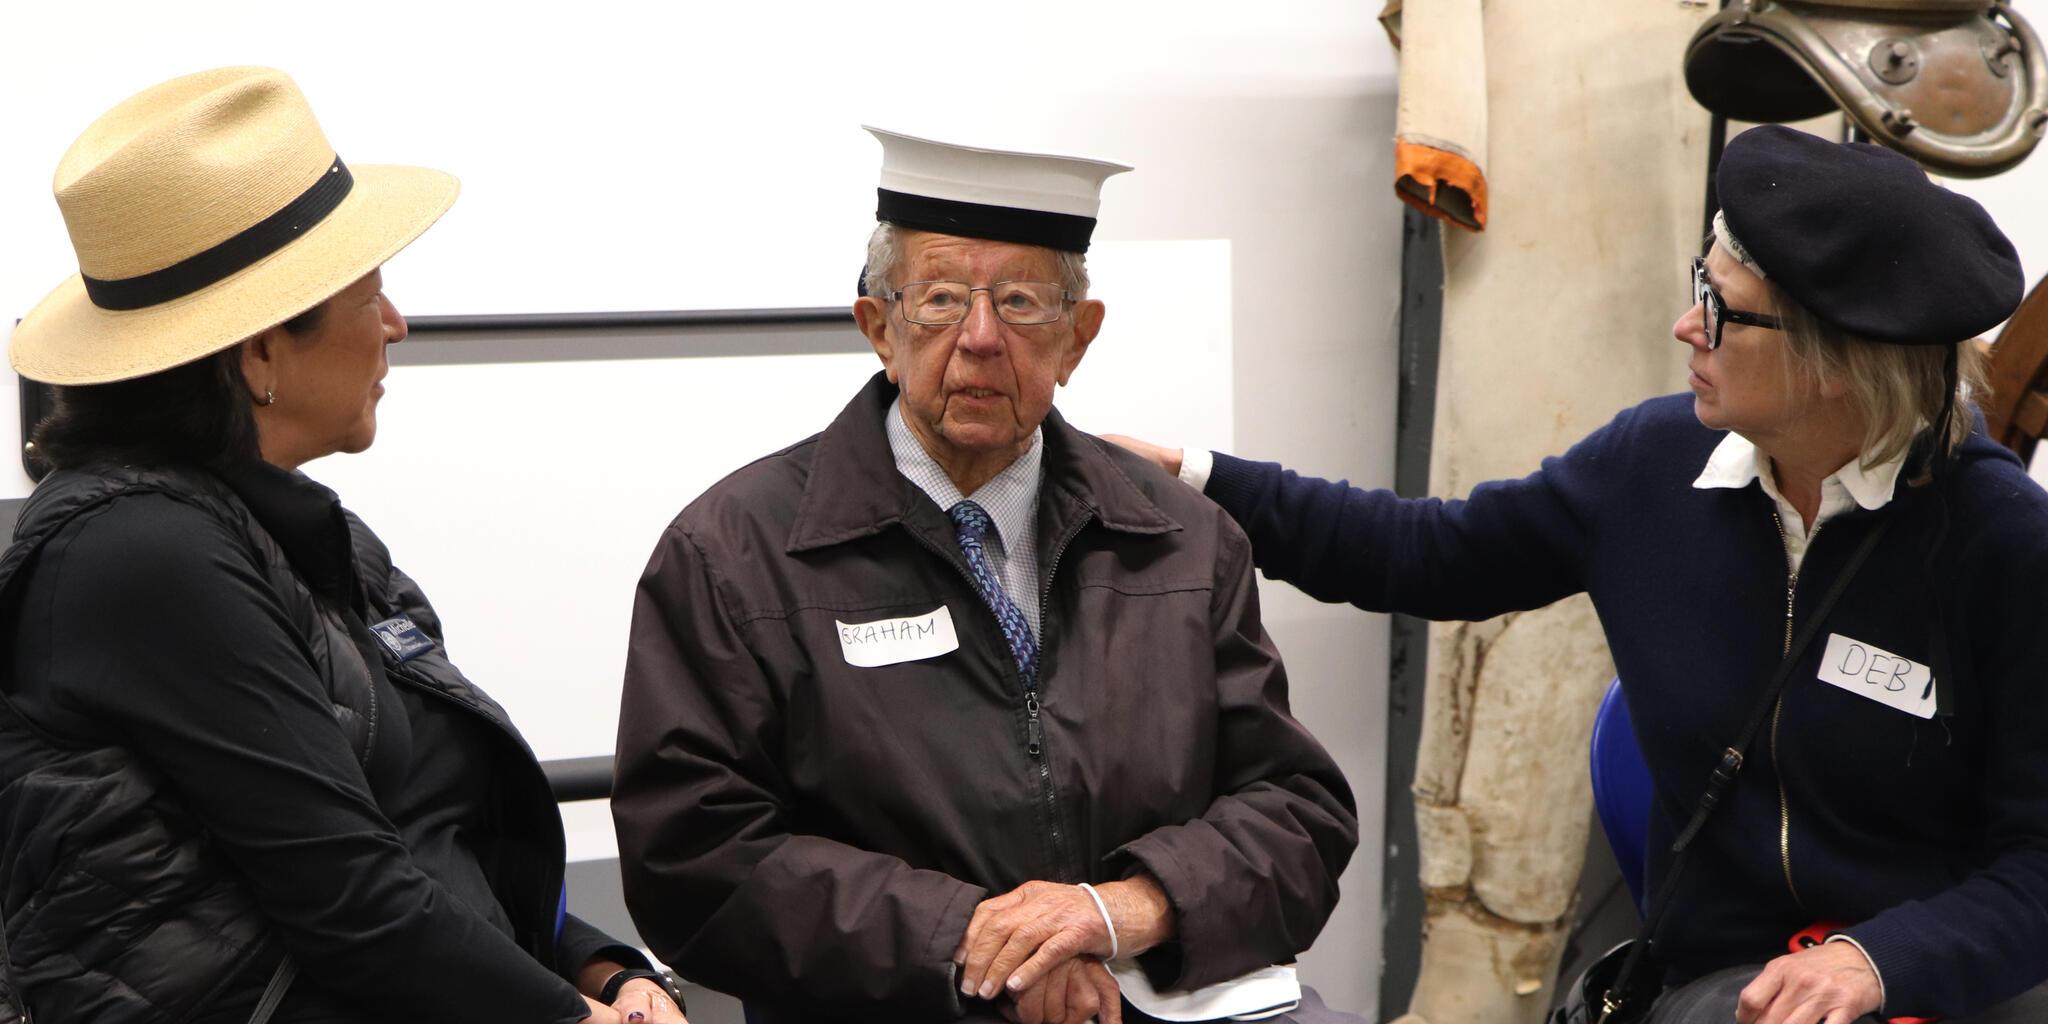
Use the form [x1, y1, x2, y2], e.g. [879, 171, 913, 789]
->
[0, 68, 684, 1024]
[1111, 124, 2048, 1023]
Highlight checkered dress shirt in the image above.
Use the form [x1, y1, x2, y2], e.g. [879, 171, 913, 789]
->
[885, 398, 1045, 637]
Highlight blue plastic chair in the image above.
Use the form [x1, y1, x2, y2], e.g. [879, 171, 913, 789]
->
[1590, 677, 1653, 915]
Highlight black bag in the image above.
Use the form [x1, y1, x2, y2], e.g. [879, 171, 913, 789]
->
[1550, 940, 1664, 1024]
[1548, 514, 1895, 1024]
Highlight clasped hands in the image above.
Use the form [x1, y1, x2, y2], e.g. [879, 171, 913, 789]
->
[580, 978, 686, 1024]
[576, 959, 687, 1024]
[953, 874, 1176, 1024]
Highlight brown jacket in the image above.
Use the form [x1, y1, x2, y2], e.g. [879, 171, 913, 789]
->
[613, 374, 1357, 1021]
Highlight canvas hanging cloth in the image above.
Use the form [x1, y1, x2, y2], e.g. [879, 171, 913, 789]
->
[1381, 0, 1490, 231]
[1379, 0, 1716, 1019]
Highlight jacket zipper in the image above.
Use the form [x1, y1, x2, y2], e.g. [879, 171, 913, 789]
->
[1768, 510, 1817, 909]
[1032, 514, 1090, 882]
[911, 510, 1092, 883]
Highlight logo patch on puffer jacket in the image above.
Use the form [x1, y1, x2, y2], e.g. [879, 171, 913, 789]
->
[370, 615, 436, 662]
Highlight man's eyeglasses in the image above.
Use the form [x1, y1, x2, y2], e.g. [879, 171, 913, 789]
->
[886, 280, 1072, 326]
[1692, 256, 1782, 350]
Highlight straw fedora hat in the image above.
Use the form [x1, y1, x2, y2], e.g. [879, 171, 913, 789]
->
[9, 66, 458, 385]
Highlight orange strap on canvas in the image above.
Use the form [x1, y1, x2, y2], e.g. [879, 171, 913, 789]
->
[1394, 140, 1487, 232]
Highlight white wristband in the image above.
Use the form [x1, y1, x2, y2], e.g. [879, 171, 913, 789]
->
[1076, 882, 1119, 962]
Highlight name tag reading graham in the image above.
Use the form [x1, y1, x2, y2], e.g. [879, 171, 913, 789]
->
[836, 606, 960, 668]
[1817, 632, 1937, 719]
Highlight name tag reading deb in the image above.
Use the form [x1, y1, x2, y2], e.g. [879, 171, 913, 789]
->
[836, 605, 960, 668]
[370, 615, 437, 663]
[1817, 632, 1937, 719]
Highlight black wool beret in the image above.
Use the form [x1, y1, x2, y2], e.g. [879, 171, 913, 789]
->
[1718, 124, 2023, 346]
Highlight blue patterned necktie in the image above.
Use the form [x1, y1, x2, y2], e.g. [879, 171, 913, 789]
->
[949, 500, 1039, 688]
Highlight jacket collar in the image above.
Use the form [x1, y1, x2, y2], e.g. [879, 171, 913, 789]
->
[212, 459, 359, 605]
[787, 372, 1180, 554]
[4, 460, 360, 611]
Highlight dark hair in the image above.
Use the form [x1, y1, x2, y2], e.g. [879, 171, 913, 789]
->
[28, 300, 328, 473]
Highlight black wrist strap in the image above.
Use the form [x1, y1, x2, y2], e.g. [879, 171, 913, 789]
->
[1600, 512, 1895, 1022]
[599, 967, 686, 1012]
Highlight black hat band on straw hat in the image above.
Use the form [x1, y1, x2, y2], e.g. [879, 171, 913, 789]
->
[877, 188, 1097, 254]
[81, 156, 354, 311]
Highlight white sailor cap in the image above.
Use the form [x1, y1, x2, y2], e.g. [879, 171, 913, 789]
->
[866, 125, 1131, 255]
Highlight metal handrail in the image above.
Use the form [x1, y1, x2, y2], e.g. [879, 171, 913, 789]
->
[17, 305, 858, 480]
[542, 755, 615, 803]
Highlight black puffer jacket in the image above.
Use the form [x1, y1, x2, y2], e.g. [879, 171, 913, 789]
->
[0, 462, 638, 1023]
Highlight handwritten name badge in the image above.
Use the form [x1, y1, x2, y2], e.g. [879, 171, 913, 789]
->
[835, 606, 961, 668]
[1817, 632, 1937, 719]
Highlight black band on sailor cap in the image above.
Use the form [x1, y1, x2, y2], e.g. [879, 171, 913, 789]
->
[877, 188, 1098, 254]
[82, 156, 354, 311]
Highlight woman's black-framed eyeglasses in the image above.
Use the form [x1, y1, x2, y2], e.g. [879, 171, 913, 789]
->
[1692, 256, 1782, 350]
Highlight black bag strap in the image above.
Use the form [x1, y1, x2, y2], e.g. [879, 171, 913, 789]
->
[1597, 512, 1896, 1024]
[247, 956, 297, 1024]
[0, 900, 26, 1024]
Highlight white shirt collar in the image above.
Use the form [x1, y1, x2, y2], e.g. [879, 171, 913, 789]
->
[884, 398, 1043, 551]
[1691, 431, 1906, 513]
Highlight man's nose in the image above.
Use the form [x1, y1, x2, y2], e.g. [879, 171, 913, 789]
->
[955, 290, 1004, 354]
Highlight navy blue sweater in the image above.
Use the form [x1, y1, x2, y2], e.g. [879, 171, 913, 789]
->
[1205, 394, 2048, 1017]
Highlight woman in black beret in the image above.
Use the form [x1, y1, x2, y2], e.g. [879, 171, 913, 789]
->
[0, 69, 685, 1024]
[1110, 123, 2048, 1024]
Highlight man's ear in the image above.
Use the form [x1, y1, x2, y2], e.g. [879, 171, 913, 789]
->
[853, 296, 899, 382]
[1058, 299, 1106, 386]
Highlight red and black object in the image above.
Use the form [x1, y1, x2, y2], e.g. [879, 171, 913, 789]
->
[1789, 922, 1935, 1024]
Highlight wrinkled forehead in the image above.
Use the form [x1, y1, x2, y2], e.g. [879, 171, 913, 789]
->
[897, 228, 1063, 281]
[1702, 242, 1769, 300]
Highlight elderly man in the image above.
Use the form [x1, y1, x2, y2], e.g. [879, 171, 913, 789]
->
[613, 128, 1360, 1024]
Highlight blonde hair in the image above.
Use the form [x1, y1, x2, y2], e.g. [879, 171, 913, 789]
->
[1775, 293, 1984, 472]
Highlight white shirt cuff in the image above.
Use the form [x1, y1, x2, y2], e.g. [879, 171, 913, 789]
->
[1178, 447, 1214, 492]
[1825, 934, 1886, 1012]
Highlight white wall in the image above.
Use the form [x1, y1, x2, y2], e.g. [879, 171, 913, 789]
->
[0, 2, 1403, 1011]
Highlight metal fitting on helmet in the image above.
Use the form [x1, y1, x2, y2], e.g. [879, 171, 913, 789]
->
[1685, 0, 2048, 177]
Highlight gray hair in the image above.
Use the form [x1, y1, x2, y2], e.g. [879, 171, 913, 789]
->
[862, 222, 1091, 302]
